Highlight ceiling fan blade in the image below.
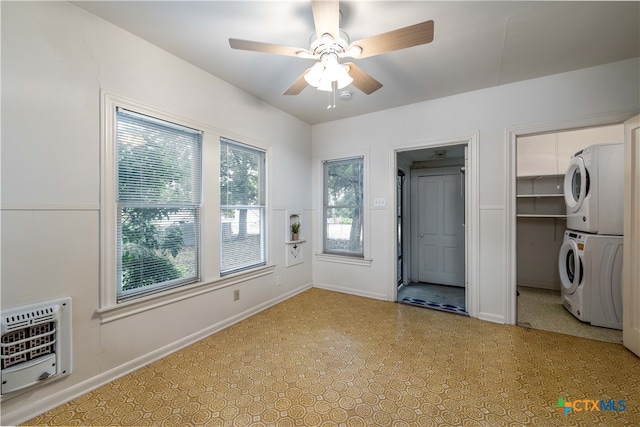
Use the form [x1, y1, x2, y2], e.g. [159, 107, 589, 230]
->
[283, 70, 310, 95]
[229, 38, 308, 57]
[345, 62, 382, 95]
[311, 0, 340, 39]
[350, 20, 434, 59]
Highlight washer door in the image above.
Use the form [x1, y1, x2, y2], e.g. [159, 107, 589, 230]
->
[559, 239, 583, 294]
[564, 156, 589, 213]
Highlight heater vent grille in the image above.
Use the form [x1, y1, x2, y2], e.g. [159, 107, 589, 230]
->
[1, 298, 72, 397]
[1, 322, 56, 370]
[3, 307, 56, 331]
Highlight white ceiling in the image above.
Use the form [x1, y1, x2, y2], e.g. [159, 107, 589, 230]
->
[74, 1, 639, 125]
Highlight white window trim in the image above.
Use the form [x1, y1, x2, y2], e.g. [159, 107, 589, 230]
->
[99, 90, 273, 321]
[315, 253, 372, 266]
[315, 150, 371, 263]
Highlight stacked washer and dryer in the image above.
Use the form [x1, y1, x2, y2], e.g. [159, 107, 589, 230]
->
[558, 143, 624, 330]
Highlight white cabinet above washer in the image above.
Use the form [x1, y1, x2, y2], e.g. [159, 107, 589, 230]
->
[516, 124, 623, 177]
[516, 133, 557, 177]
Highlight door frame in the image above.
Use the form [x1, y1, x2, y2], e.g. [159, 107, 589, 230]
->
[623, 114, 640, 357]
[505, 110, 636, 325]
[410, 167, 466, 286]
[389, 132, 479, 319]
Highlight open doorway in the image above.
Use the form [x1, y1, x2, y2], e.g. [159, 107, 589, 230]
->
[396, 144, 468, 315]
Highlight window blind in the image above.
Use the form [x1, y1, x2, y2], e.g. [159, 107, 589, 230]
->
[220, 138, 266, 274]
[116, 109, 202, 301]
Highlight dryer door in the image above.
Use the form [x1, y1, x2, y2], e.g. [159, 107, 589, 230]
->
[559, 239, 583, 294]
[564, 156, 588, 213]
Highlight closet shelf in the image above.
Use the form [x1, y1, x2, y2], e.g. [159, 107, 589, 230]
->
[516, 174, 566, 218]
[517, 214, 567, 218]
[516, 174, 564, 179]
[517, 194, 564, 198]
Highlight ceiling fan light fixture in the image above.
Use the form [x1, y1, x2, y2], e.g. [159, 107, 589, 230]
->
[323, 55, 340, 78]
[317, 76, 334, 92]
[335, 65, 353, 89]
[229, 1, 436, 101]
[304, 61, 325, 86]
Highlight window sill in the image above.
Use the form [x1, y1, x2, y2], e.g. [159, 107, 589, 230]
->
[95, 264, 275, 324]
[315, 253, 372, 266]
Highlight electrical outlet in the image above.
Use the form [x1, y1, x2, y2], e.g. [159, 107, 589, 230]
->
[233, 289, 240, 301]
[276, 275, 282, 286]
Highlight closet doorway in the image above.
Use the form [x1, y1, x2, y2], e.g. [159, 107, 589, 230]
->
[515, 124, 624, 343]
[396, 144, 468, 315]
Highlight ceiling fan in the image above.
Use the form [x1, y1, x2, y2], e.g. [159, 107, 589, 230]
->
[229, 0, 434, 97]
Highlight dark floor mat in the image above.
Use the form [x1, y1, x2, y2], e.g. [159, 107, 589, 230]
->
[401, 297, 468, 315]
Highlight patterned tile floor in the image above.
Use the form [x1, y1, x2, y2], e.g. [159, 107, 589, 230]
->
[24, 288, 640, 426]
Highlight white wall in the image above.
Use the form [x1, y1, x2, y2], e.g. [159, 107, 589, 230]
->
[0, 2, 312, 423]
[311, 57, 639, 322]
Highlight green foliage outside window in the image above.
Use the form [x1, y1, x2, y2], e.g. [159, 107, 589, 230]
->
[324, 158, 364, 256]
[117, 109, 200, 295]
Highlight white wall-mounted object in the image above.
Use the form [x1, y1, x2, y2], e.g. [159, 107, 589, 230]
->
[286, 211, 305, 267]
[288, 212, 301, 241]
[1, 297, 72, 398]
[373, 197, 386, 207]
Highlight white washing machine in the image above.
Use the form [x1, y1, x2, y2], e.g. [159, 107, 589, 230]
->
[564, 143, 624, 235]
[559, 231, 588, 323]
[558, 230, 623, 330]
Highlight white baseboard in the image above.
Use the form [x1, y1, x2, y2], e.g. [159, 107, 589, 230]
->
[312, 282, 388, 301]
[2, 283, 312, 426]
[478, 312, 506, 324]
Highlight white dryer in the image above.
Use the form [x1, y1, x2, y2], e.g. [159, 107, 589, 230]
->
[564, 143, 624, 235]
[558, 230, 623, 330]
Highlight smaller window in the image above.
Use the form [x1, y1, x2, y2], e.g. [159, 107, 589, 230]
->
[220, 138, 267, 275]
[323, 157, 364, 257]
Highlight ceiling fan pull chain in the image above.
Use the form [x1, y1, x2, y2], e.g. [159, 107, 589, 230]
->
[333, 82, 336, 108]
[327, 81, 337, 109]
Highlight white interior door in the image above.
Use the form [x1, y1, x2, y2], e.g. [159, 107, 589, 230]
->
[623, 115, 640, 358]
[414, 171, 465, 286]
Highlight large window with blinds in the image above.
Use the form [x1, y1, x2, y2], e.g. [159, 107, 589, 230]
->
[115, 109, 202, 301]
[220, 138, 266, 275]
[102, 93, 272, 308]
[323, 157, 364, 257]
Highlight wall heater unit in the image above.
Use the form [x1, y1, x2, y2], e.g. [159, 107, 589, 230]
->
[1, 297, 72, 397]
